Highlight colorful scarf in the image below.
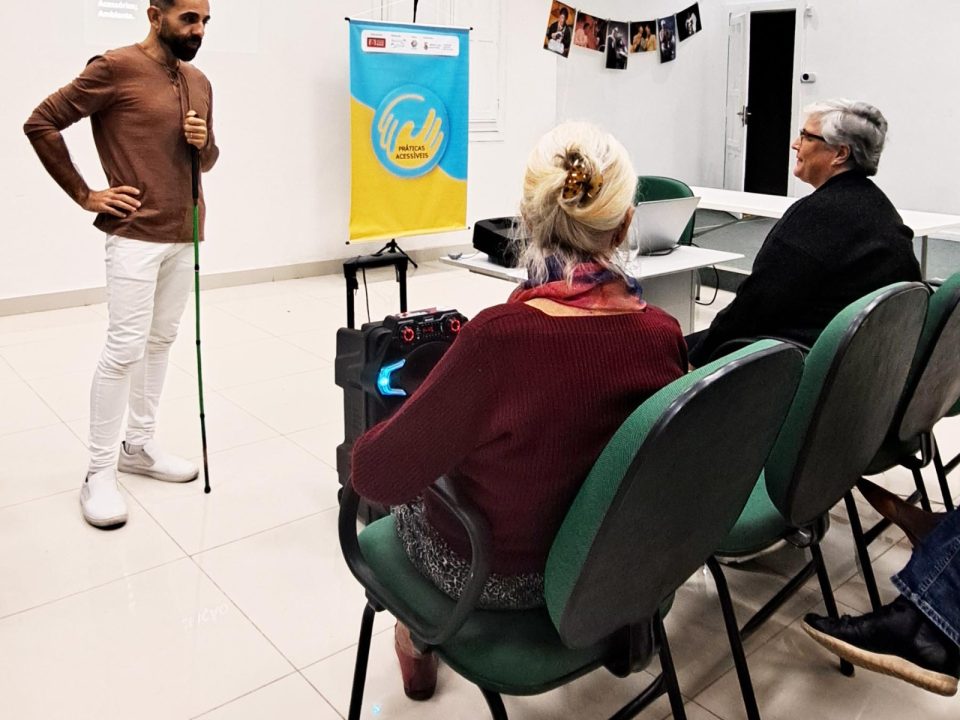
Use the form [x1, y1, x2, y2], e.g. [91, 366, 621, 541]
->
[508, 256, 647, 312]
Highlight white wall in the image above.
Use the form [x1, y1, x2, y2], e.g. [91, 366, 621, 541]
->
[796, 0, 960, 213]
[555, 0, 728, 188]
[1, 0, 557, 302]
[5, 0, 959, 303]
[556, 0, 960, 218]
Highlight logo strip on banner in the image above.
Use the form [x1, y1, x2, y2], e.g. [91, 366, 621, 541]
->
[361, 29, 460, 57]
[349, 19, 470, 242]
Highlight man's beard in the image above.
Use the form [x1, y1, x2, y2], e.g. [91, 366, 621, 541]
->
[159, 24, 202, 61]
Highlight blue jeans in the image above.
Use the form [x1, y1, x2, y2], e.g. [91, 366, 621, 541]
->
[892, 509, 960, 647]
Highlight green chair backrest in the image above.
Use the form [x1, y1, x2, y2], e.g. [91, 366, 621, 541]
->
[545, 341, 804, 649]
[634, 175, 695, 246]
[898, 272, 960, 439]
[764, 282, 928, 527]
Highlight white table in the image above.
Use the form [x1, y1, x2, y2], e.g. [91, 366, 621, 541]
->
[440, 245, 742, 334]
[691, 185, 960, 278]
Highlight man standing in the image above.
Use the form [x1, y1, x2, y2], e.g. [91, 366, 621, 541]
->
[23, 0, 218, 529]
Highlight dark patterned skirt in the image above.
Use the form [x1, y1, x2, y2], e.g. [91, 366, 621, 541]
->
[393, 500, 545, 610]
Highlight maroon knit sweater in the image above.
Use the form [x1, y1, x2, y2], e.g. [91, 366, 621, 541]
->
[351, 302, 688, 575]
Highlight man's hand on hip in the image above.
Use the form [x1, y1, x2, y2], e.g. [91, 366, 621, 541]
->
[82, 186, 141, 217]
[184, 110, 207, 149]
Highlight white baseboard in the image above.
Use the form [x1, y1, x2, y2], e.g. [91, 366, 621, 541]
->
[0, 246, 468, 317]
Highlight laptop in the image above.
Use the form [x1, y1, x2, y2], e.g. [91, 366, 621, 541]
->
[626, 196, 700, 259]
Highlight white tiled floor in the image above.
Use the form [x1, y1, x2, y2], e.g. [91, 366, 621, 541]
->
[1, 264, 958, 719]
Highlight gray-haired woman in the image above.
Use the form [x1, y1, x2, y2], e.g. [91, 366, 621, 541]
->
[687, 99, 922, 367]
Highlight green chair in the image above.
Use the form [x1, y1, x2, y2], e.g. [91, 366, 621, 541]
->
[937, 261, 960, 482]
[708, 282, 928, 709]
[339, 341, 804, 720]
[847, 272, 960, 609]
[634, 176, 696, 246]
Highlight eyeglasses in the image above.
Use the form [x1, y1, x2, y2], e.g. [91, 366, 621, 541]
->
[799, 128, 828, 144]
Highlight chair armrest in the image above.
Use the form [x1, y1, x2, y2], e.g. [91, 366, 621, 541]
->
[338, 475, 493, 647]
[708, 336, 811, 362]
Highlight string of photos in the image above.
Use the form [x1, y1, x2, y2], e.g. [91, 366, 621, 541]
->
[544, 1, 702, 69]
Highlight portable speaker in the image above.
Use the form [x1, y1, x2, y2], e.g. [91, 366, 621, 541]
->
[335, 308, 468, 524]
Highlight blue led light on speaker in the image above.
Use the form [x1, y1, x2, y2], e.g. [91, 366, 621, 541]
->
[376, 359, 407, 397]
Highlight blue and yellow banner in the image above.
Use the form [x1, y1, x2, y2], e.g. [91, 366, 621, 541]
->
[349, 19, 470, 242]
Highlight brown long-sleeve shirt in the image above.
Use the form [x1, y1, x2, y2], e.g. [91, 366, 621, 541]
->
[24, 44, 219, 243]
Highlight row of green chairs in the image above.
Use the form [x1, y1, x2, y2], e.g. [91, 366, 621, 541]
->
[711, 273, 960, 717]
[707, 281, 929, 718]
[337, 280, 938, 719]
[846, 272, 960, 610]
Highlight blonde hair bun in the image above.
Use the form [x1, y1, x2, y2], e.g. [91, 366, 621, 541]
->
[518, 122, 636, 283]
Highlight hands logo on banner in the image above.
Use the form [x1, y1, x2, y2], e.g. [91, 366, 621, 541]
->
[372, 85, 450, 178]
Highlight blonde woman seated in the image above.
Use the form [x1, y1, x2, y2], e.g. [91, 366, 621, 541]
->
[351, 122, 688, 701]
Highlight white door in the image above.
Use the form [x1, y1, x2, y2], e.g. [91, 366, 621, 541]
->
[723, 12, 750, 191]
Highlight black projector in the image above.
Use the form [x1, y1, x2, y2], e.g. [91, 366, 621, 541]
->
[472, 216, 524, 267]
[335, 308, 468, 524]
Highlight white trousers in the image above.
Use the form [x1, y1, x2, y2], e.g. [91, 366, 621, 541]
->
[88, 235, 194, 474]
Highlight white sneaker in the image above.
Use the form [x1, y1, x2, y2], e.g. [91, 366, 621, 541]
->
[118, 440, 199, 483]
[80, 469, 128, 528]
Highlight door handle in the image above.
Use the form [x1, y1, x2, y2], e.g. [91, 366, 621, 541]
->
[737, 106, 751, 126]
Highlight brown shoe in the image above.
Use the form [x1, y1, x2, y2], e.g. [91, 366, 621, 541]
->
[394, 623, 438, 701]
[857, 478, 948, 546]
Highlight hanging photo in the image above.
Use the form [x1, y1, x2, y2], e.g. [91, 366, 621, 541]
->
[677, 3, 702, 41]
[574, 11, 604, 51]
[605, 21, 629, 70]
[629, 20, 657, 53]
[543, 1, 575, 58]
[657, 16, 678, 63]
[595, 18, 609, 53]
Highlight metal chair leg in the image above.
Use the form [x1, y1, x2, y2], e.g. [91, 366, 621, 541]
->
[707, 558, 761, 720]
[740, 557, 816, 640]
[932, 438, 955, 511]
[945, 448, 960, 476]
[480, 687, 509, 720]
[843, 492, 883, 612]
[810, 543, 854, 677]
[654, 614, 688, 720]
[348, 602, 378, 720]
[913, 466, 933, 512]
[608, 675, 666, 720]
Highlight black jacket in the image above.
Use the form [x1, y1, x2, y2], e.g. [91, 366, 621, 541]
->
[689, 171, 922, 366]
